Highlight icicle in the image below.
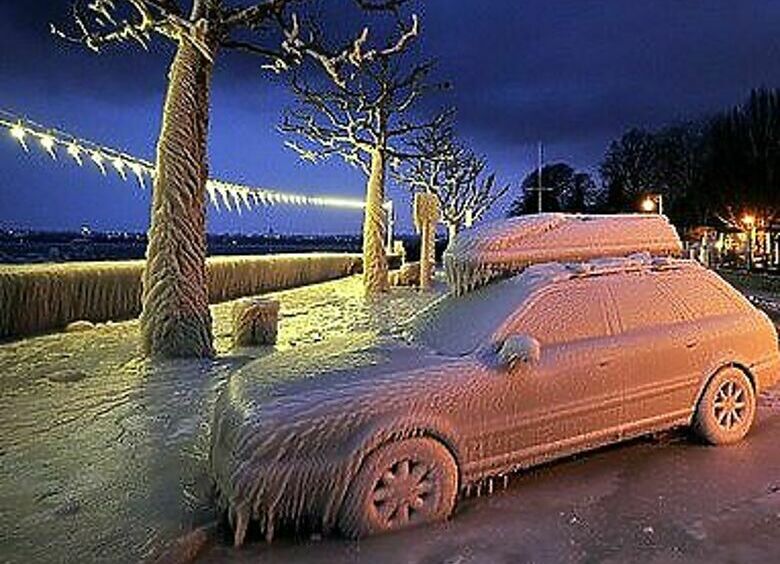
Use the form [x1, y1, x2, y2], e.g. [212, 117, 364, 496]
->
[130, 163, 146, 189]
[219, 186, 233, 211]
[239, 189, 252, 211]
[234, 507, 249, 547]
[207, 183, 220, 211]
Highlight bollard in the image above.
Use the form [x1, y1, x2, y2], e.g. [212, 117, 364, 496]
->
[232, 298, 280, 347]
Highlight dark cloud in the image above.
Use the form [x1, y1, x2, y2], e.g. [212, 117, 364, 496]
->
[1, 0, 778, 232]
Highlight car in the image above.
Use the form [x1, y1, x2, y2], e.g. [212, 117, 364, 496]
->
[210, 254, 780, 546]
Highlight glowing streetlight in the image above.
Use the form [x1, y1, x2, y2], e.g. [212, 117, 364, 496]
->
[741, 214, 756, 228]
[641, 194, 664, 215]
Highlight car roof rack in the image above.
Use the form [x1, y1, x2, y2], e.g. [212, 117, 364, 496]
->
[445, 214, 683, 296]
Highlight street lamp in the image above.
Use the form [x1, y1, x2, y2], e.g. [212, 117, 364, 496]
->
[641, 194, 664, 215]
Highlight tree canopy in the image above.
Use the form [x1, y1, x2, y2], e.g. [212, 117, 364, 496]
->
[508, 162, 596, 216]
[598, 88, 780, 229]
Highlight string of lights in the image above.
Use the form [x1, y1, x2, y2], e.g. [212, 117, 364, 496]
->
[0, 110, 367, 212]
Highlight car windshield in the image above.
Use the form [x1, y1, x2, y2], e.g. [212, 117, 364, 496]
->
[404, 267, 554, 356]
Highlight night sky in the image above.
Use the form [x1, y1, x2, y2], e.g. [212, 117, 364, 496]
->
[1, 1, 778, 235]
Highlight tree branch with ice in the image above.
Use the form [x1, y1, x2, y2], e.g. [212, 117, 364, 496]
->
[52, 0, 420, 356]
[279, 5, 450, 296]
[395, 125, 510, 241]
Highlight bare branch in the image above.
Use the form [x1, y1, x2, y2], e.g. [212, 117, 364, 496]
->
[395, 125, 510, 230]
[53, 0, 214, 60]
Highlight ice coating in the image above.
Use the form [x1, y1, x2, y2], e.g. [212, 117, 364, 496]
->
[405, 262, 568, 357]
[444, 214, 683, 295]
[209, 334, 480, 544]
[210, 256, 780, 545]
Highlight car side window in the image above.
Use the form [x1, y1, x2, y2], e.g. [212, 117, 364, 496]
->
[659, 270, 746, 318]
[607, 271, 685, 332]
[509, 279, 611, 346]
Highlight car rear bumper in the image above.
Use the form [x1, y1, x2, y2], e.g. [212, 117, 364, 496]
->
[751, 353, 780, 392]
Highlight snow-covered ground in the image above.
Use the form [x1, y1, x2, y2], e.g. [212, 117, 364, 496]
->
[2, 270, 779, 564]
[0, 275, 443, 564]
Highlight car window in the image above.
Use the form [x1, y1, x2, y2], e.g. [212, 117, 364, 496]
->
[508, 279, 611, 345]
[607, 271, 685, 332]
[659, 269, 746, 319]
[405, 271, 548, 357]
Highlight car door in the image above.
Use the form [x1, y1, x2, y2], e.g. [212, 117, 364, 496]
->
[604, 270, 702, 436]
[484, 277, 624, 470]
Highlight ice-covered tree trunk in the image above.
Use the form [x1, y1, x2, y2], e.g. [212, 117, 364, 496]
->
[140, 32, 216, 358]
[414, 192, 440, 290]
[446, 222, 459, 249]
[362, 148, 390, 296]
[420, 221, 436, 290]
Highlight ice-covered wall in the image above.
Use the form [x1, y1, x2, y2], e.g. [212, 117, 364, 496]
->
[0, 254, 363, 340]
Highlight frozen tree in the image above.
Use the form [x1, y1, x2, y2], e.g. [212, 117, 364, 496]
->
[54, 0, 407, 357]
[398, 125, 509, 244]
[280, 9, 450, 297]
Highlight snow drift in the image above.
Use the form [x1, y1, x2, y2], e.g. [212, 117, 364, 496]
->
[0, 253, 362, 340]
[444, 214, 682, 295]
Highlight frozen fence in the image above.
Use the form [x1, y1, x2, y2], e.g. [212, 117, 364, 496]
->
[0, 253, 362, 340]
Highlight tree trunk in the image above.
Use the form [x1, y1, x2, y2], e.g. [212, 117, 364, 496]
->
[420, 220, 436, 290]
[140, 34, 216, 358]
[362, 148, 389, 296]
[414, 192, 440, 291]
[447, 222, 459, 248]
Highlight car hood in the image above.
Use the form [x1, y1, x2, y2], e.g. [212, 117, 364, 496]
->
[209, 331, 477, 543]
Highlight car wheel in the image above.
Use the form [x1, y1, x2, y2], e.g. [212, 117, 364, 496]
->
[340, 437, 458, 538]
[693, 367, 756, 445]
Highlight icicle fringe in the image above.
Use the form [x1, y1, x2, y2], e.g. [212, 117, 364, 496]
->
[0, 254, 362, 340]
[444, 214, 682, 296]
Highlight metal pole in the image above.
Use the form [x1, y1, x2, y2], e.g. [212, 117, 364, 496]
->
[537, 142, 543, 214]
[657, 194, 664, 216]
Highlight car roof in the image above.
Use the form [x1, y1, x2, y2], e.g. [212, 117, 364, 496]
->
[406, 254, 708, 357]
[519, 252, 699, 290]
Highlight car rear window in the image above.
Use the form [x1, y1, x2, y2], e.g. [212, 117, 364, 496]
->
[660, 269, 748, 319]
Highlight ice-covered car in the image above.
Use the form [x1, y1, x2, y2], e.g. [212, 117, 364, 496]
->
[210, 255, 780, 545]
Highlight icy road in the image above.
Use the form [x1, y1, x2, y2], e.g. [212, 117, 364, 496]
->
[1, 274, 779, 564]
[0, 276, 440, 564]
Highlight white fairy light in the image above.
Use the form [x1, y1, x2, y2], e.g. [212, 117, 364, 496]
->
[1, 113, 369, 212]
[67, 142, 83, 165]
[39, 134, 57, 159]
[9, 122, 28, 151]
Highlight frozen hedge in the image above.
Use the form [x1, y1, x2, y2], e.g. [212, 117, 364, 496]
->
[0, 253, 362, 340]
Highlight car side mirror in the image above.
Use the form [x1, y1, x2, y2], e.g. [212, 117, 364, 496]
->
[498, 334, 541, 369]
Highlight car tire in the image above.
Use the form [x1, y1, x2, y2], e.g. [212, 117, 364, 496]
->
[340, 437, 458, 538]
[693, 367, 756, 445]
